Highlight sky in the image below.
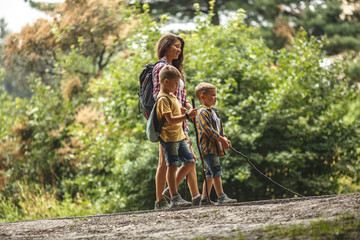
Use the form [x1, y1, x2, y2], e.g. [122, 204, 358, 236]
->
[0, 0, 64, 33]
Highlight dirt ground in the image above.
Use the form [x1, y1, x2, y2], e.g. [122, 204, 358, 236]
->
[0, 193, 359, 239]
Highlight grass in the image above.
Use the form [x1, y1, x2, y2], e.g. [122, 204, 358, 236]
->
[250, 213, 360, 240]
[0, 184, 100, 223]
[193, 213, 360, 240]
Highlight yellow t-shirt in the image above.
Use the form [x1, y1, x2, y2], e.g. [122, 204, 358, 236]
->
[156, 91, 185, 142]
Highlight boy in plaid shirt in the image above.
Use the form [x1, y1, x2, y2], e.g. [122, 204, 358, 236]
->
[195, 82, 237, 205]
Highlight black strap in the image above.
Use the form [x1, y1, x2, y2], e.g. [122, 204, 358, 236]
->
[154, 59, 168, 68]
[156, 95, 171, 106]
[156, 95, 171, 132]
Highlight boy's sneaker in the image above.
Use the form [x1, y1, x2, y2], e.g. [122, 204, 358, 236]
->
[154, 198, 170, 210]
[191, 194, 202, 206]
[162, 187, 171, 200]
[170, 193, 192, 208]
[200, 197, 215, 206]
[217, 193, 237, 205]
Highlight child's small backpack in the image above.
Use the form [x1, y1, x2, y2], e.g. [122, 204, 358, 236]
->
[146, 95, 171, 142]
[138, 60, 166, 119]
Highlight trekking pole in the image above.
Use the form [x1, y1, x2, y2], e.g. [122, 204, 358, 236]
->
[184, 175, 188, 200]
[191, 99, 211, 203]
[230, 146, 305, 198]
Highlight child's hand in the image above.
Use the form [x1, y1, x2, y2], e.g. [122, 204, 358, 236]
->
[219, 136, 231, 150]
[180, 107, 187, 114]
[187, 107, 198, 118]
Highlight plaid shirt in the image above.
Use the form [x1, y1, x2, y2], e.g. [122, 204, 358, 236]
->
[152, 58, 190, 132]
[195, 105, 227, 156]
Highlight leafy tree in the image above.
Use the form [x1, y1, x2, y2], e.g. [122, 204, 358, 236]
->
[298, 0, 360, 54]
[2, 0, 135, 97]
[0, 18, 8, 40]
[59, 4, 166, 211]
[0, 68, 28, 198]
[138, 0, 360, 82]
[0, 18, 13, 94]
[138, 0, 360, 52]
[134, 0, 245, 25]
[0, 0, 141, 214]
[24, 0, 57, 11]
[298, 0, 360, 82]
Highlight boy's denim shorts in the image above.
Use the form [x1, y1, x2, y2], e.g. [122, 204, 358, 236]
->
[204, 154, 223, 178]
[159, 139, 195, 167]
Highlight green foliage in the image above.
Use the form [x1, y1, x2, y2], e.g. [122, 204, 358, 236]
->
[0, 184, 98, 223]
[139, 1, 360, 84]
[184, 11, 360, 200]
[3, 0, 136, 97]
[299, 0, 360, 54]
[347, 59, 360, 83]
[0, 197, 21, 223]
[24, 0, 56, 12]
[135, 0, 228, 25]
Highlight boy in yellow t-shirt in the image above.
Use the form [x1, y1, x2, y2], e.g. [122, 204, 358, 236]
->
[156, 65, 197, 208]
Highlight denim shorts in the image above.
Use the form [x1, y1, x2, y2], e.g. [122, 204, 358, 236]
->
[159, 139, 195, 167]
[204, 154, 223, 178]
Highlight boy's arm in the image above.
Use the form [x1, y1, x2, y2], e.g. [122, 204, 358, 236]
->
[221, 125, 231, 149]
[163, 107, 197, 125]
[159, 98, 197, 125]
[185, 102, 192, 110]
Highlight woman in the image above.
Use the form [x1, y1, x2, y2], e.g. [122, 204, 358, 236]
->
[152, 33, 201, 209]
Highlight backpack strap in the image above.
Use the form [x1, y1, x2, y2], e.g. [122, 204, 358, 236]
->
[157, 95, 171, 104]
[156, 59, 168, 65]
[156, 95, 171, 132]
[153, 59, 168, 73]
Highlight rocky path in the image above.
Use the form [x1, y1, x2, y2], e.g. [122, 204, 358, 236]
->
[1, 193, 359, 239]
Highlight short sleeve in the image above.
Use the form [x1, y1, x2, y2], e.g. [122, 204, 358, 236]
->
[157, 97, 171, 120]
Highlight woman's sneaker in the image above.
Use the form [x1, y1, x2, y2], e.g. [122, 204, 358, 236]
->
[191, 194, 202, 206]
[170, 193, 192, 208]
[217, 193, 237, 205]
[154, 198, 170, 210]
[162, 187, 171, 200]
[200, 197, 215, 206]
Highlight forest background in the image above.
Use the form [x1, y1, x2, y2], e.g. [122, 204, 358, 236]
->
[0, 0, 359, 223]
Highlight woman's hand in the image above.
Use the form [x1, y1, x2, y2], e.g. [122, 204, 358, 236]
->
[187, 107, 198, 118]
[180, 107, 187, 114]
[185, 102, 192, 110]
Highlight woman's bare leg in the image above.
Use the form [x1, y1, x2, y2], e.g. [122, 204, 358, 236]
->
[186, 145, 200, 197]
[155, 143, 167, 202]
[202, 178, 213, 198]
[175, 162, 195, 187]
[180, 134, 200, 197]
